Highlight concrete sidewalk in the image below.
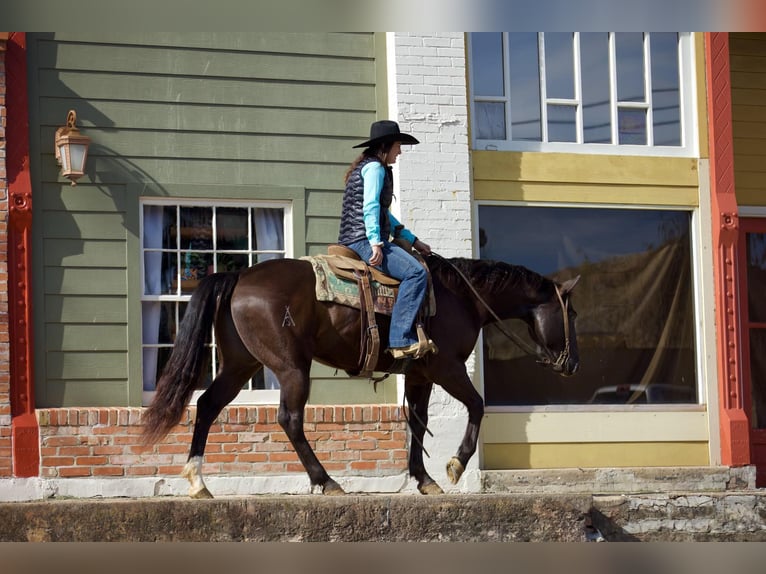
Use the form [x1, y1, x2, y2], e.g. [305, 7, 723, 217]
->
[1, 467, 764, 541]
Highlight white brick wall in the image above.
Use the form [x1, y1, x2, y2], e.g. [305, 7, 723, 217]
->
[392, 33, 480, 493]
[394, 33, 472, 259]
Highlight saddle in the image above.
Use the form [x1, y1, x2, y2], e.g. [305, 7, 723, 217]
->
[323, 243, 436, 378]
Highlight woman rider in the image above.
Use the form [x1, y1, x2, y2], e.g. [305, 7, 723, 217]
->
[338, 120, 435, 360]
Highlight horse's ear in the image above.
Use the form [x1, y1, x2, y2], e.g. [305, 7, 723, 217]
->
[559, 275, 580, 295]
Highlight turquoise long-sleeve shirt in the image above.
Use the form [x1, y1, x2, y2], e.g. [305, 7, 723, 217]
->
[361, 161, 416, 247]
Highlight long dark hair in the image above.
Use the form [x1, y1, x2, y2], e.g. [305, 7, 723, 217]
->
[343, 141, 394, 184]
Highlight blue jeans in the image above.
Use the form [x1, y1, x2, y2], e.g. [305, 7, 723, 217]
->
[346, 239, 427, 348]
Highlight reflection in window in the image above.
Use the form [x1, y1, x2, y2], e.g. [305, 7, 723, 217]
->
[142, 201, 287, 397]
[468, 32, 686, 151]
[478, 205, 697, 406]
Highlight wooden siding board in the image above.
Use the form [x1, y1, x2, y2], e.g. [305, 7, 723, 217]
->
[46, 32, 375, 58]
[306, 190, 343, 218]
[43, 381, 129, 407]
[38, 100, 375, 139]
[46, 352, 127, 380]
[41, 159, 345, 190]
[38, 71, 377, 111]
[46, 325, 128, 352]
[46, 130, 362, 164]
[44, 296, 127, 324]
[46, 268, 128, 296]
[40, 212, 128, 240]
[37, 42, 376, 85]
[41, 185, 128, 212]
[732, 34, 766, 207]
[43, 239, 126, 268]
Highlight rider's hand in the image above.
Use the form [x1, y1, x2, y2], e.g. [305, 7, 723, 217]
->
[369, 244, 383, 266]
[413, 239, 431, 256]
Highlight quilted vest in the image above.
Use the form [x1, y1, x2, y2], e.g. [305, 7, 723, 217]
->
[337, 157, 393, 245]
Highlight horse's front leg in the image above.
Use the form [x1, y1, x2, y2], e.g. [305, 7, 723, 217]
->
[404, 377, 443, 495]
[277, 366, 345, 495]
[437, 367, 484, 486]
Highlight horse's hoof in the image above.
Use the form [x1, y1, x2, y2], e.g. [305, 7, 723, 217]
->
[418, 481, 444, 495]
[189, 487, 214, 499]
[446, 457, 465, 484]
[322, 480, 346, 495]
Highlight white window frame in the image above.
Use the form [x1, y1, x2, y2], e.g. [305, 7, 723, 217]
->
[468, 32, 697, 157]
[140, 197, 293, 406]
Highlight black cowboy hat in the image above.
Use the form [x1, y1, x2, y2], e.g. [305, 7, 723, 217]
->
[353, 120, 420, 148]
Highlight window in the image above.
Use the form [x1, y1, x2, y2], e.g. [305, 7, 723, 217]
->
[468, 33, 694, 155]
[141, 200, 290, 404]
[478, 204, 698, 407]
[740, 219, 766, 429]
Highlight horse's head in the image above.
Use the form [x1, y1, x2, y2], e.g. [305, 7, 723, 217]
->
[528, 275, 580, 377]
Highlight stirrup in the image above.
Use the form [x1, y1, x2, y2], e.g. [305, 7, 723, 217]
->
[387, 325, 438, 360]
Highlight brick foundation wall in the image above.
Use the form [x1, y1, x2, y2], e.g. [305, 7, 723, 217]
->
[37, 405, 408, 480]
[0, 34, 11, 478]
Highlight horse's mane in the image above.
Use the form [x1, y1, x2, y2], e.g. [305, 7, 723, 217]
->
[428, 256, 549, 294]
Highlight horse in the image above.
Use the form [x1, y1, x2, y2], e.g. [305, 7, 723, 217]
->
[141, 253, 580, 498]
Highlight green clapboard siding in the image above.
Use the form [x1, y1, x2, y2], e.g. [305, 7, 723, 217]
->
[28, 32, 383, 407]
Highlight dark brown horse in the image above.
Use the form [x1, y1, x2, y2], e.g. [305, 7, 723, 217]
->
[142, 254, 580, 498]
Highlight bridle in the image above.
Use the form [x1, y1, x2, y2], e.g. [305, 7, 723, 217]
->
[433, 253, 572, 371]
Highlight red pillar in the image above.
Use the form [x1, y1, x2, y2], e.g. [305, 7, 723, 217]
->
[6, 32, 38, 477]
[705, 32, 750, 466]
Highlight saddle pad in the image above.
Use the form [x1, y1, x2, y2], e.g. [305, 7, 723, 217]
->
[302, 255, 396, 315]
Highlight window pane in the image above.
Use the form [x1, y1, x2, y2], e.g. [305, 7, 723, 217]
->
[547, 104, 577, 142]
[651, 33, 681, 146]
[749, 329, 766, 429]
[508, 33, 541, 141]
[616, 33, 646, 102]
[544, 33, 574, 99]
[581, 33, 611, 144]
[475, 101, 506, 140]
[180, 206, 213, 250]
[471, 33, 504, 97]
[618, 108, 647, 145]
[478, 205, 696, 406]
[216, 207, 249, 250]
[747, 232, 766, 323]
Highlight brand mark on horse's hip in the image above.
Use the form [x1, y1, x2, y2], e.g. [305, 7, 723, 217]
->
[282, 306, 296, 327]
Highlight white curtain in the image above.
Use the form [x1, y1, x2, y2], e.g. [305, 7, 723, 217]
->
[254, 208, 284, 388]
[142, 205, 164, 391]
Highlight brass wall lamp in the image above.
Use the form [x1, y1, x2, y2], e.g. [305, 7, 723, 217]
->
[54, 109, 91, 185]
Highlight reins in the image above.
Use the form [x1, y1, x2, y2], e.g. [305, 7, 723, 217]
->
[430, 252, 571, 369]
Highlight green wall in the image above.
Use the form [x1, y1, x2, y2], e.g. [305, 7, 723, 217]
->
[27, 32, 396, 406]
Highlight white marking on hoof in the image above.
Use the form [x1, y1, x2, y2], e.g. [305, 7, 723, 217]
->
[418, 482, 444, 495]
[181, 456, 213, 499]
[446, 457, 465, 485]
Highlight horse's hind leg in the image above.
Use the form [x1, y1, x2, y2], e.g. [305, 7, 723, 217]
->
[404, 377, 443, 495]
[276, 365, 344, 495]
[183, 363, 258, 499]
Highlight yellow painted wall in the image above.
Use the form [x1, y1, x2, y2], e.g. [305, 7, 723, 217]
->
[731, 33, 766, 206]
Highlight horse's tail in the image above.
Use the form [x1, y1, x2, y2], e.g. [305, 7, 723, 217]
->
[141, 271, 240, 445]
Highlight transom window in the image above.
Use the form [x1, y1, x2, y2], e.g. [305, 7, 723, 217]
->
[141, 199, 290, 404]
[468, 32, 695, 155]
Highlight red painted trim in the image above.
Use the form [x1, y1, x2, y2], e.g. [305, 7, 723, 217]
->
[6, 32, 39, 477]
[705, 32, 750, 466]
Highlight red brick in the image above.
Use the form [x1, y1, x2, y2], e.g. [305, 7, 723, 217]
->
[93, 466, 125, 477]
[126, 466, 158, 476]
[75, 456, 108, 466]
[59, 466, 92, 477]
